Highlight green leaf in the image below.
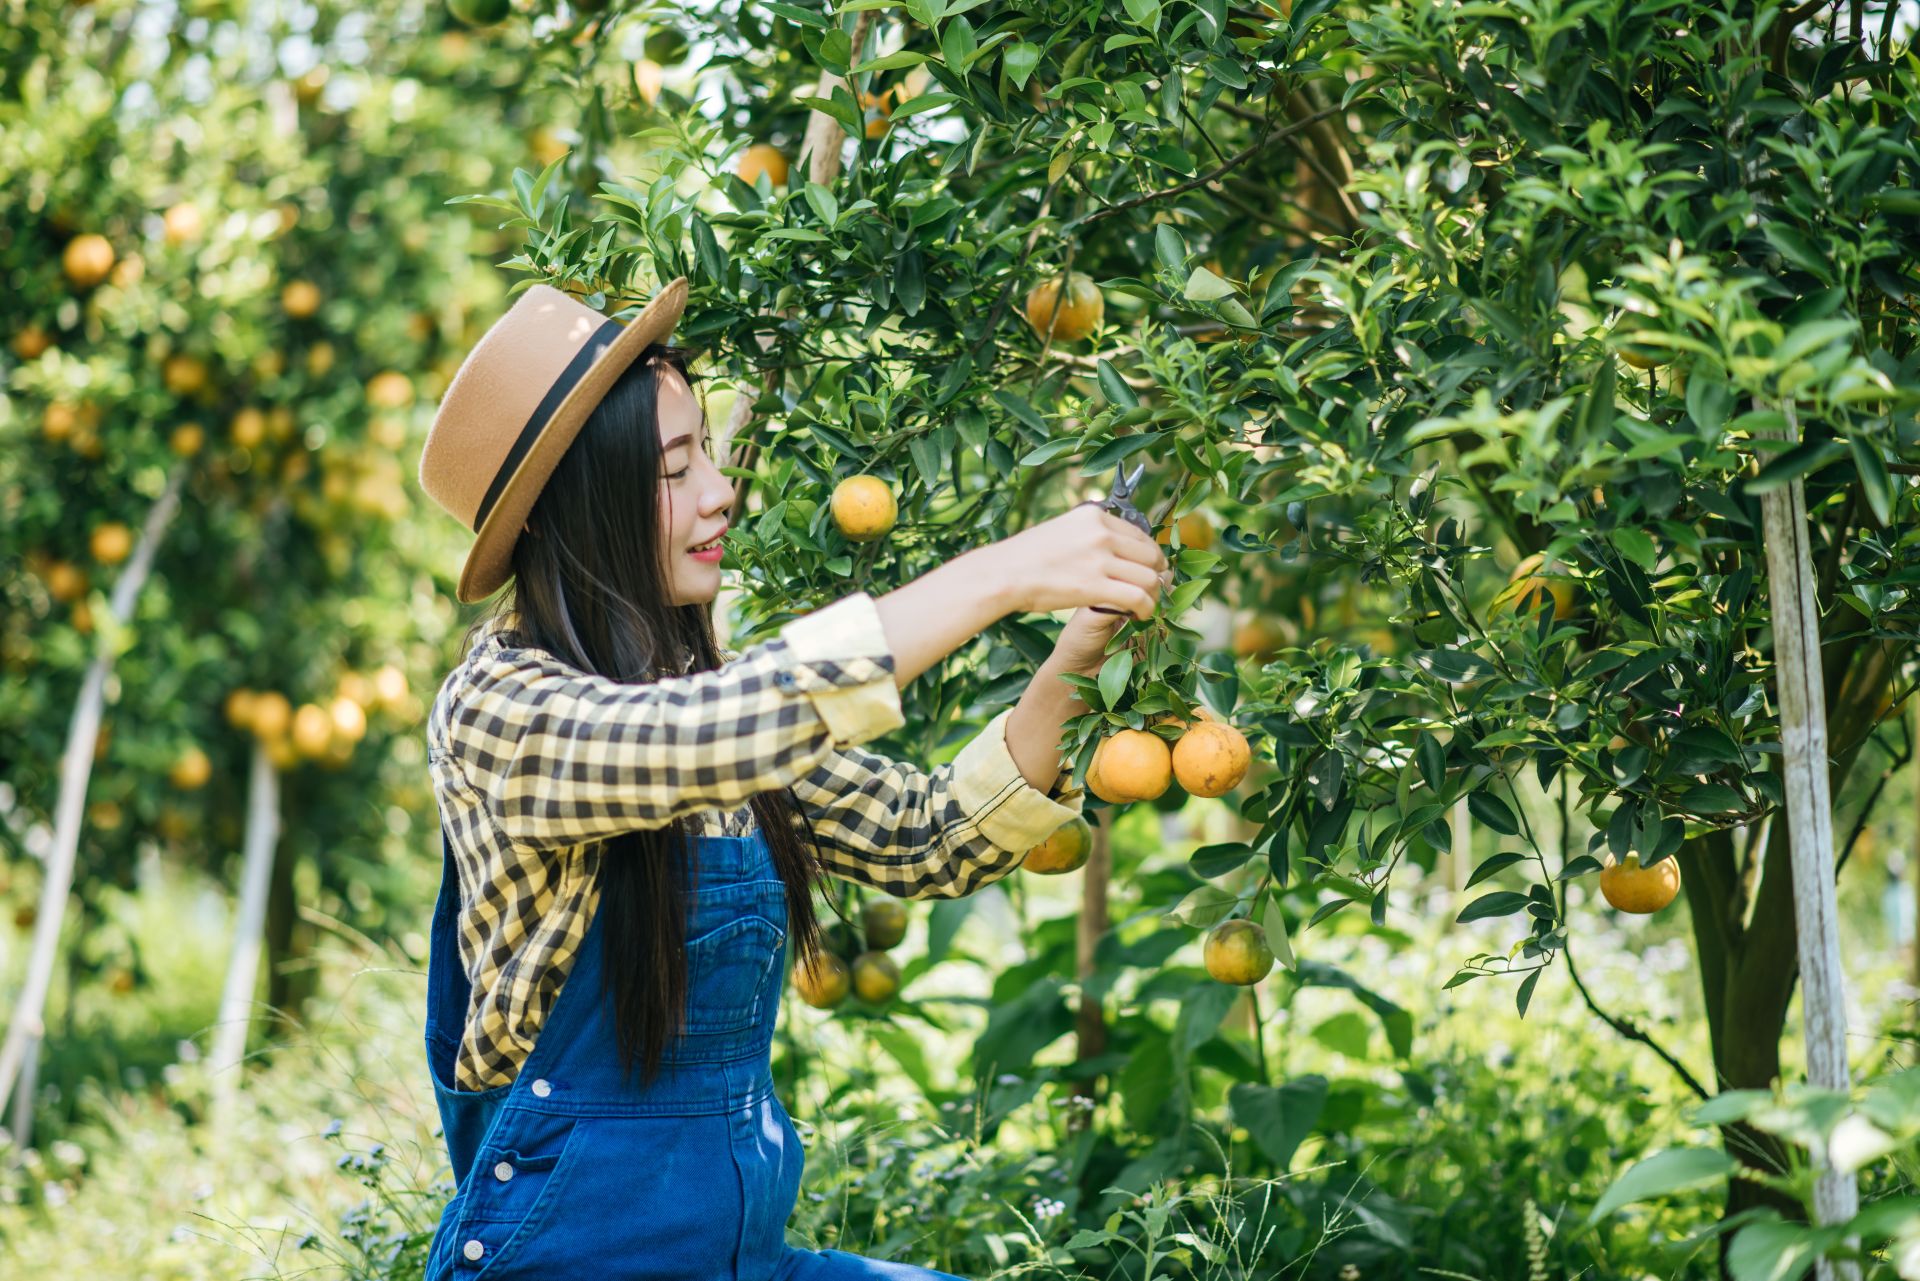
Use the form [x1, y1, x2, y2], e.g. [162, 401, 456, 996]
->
[1847, 433, 1894, 526]
[1096, 358, 1139, 408]
[1586, 1148, 1737, 1224]
[1183, 266, 1236, 301]
[1609, 526, 1658, 572]
[1155, 224, 1186, 276]
[1228, 1077, 1328, 1169]
[1417, 733, 1446, 792]
[1746, 439, 1847, 494]
[1098, 647, 1134, 709]
[853, 49, 929, 73]
[1262, 894, 1295, 972]
[1455, 891, 1529, 923]
[1408, 649, 1495, 684]
[1515, 968, 1541, 1017]
[803, 181, 839, 229]
[1761, 223, 1833, 282]
[1190, 842, 1257, 879]
[1467, 790, 1519, 836]
[1120, 0, 1161, 30]
[1727, 1221, 1839, 1281]
[1003, 40, 1041, 89]
[1466, 851, 1527, 888]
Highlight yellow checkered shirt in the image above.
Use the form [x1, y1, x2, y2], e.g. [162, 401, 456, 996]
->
[426, 590, 1086, 1090]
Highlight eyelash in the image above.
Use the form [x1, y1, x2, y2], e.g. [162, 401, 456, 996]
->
[667, 438, 711, 480]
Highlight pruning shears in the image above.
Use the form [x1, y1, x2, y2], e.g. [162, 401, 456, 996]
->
[1089, 460, 1151, 616]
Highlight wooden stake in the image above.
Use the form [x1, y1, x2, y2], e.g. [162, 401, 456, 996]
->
[209, 737, 282, 1126]
[0, 463, 188, 1145]
[1758, 402, 1860, 1279]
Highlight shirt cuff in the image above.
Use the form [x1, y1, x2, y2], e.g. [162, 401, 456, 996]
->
[950, 707, 1086, 855]
[775, 592, 904, 746]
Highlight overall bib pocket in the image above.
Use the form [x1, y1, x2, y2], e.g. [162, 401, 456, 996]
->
[450, 1110, 585, 1278]
[682, 913, 785, 1036]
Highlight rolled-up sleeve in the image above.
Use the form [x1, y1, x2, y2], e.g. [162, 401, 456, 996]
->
[791, 707, 1087, 900]
[445, 592, 905, 855]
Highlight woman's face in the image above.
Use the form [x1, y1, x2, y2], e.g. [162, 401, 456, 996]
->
[654, 360, 734, 606]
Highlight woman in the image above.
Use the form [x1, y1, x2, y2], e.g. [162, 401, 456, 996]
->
[413, 277, 1170, 1280]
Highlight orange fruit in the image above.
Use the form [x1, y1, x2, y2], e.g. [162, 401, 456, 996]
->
[250, 691, 293, 740]
[44, 561, 88, 603]
[862, 899, 908, 950]
[859, 87, 894, 139]
[1023, 814, 1093, 874]
[371, 663, 409, 710]
[87, 799, 123, 831]
[169, 746, 212, 790]
[42, 402, 79, 442]
[281, 279, 322, 319]
[793, 953, 850, 1009]
[71, 599, 95, 634]
[161, 202, 203, 247]
[1171, 720, 1251, 798]
[62, 234, 116, 288]
[306, 341, 336, 377]
[850, 951, 901, 1003]
[291, 703, 333, 757]
[366, 370, 413, 409]
[329, 695, 368, 744]
[1232, 614, 1289, 660]
[224, 688, 257, 731]
[90, 522, 133, 565]
[337, 671, 372, 708]
[229, 407, 267, 448]
[830, 474, 896, 542]
[737, 143, 789, 188]
[1023, 271, 1104, 343]
[1606, 733, 1630, 752]
[11, 326, 52, 360]
[1493, 552, 1574, 621]
[108, 254, 144, 288]
[1204, 919, 1275, 985]
[1087, 729, 1172, 804]
[1155, 511, 1214, 551]
[162, 353, 209, 396]
[170, 423, 205, 456]
[1598, 854, 1680, 914]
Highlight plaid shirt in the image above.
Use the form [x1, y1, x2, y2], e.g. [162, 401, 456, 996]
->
[426, 590, 1086, 1091]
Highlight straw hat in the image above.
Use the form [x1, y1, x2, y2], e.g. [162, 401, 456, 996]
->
[418, 277, 690, 603]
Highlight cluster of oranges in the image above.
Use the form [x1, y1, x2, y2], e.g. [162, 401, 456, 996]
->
[23, 521, 136, 635]
[1086, 706, 1252, 805]
[791, 897, 909, 1010]
[221, 663, 409, 772]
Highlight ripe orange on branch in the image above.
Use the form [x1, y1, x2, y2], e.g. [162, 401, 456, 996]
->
[736, 144, 789, 189]
[1023, 271, 1104, 343]
[830, 474, 896, 542]
[1204, 919, 1275, 985]
[90, 522, 133, 566]
[1023, 814, 1093, 874]
[169, 746, 212, 790]
[281, 279, 323, 319]
[62, 234, 116, 288]
[1170, 718, 1251, 798]
[1087, 729, 1172, 804]
[793, 953, 850, 1008]
[1598, 854, 1681, 914]
[1155, 511, 1215, 551]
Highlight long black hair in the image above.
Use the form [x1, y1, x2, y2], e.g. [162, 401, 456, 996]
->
[463, 341, 831, 1087]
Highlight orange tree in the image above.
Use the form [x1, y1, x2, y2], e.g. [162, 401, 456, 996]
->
[0, 0, 545, 1136]
[477, 0, 1918, 1268]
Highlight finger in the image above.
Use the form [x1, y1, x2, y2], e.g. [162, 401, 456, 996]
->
[1108, 558, 1161, 599]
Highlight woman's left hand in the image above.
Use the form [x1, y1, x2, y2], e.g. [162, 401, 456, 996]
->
[1051, 567, 1175, 673]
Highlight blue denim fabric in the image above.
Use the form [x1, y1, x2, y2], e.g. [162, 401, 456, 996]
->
[422, 825, 966, 1281]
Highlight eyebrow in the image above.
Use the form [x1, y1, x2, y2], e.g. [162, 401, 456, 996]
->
[663, 410, 711, 453]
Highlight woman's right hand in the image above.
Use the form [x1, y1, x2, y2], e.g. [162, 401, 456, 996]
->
[984, 501, 1171, 620]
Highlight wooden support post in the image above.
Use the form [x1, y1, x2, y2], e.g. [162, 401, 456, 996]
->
[210, 738, 282, 1126]
[0, 463, 187, 1145]
[1758, 403, 1860, 1280]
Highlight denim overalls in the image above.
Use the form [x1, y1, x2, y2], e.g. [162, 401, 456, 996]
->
[422, 824, 966, 1281]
